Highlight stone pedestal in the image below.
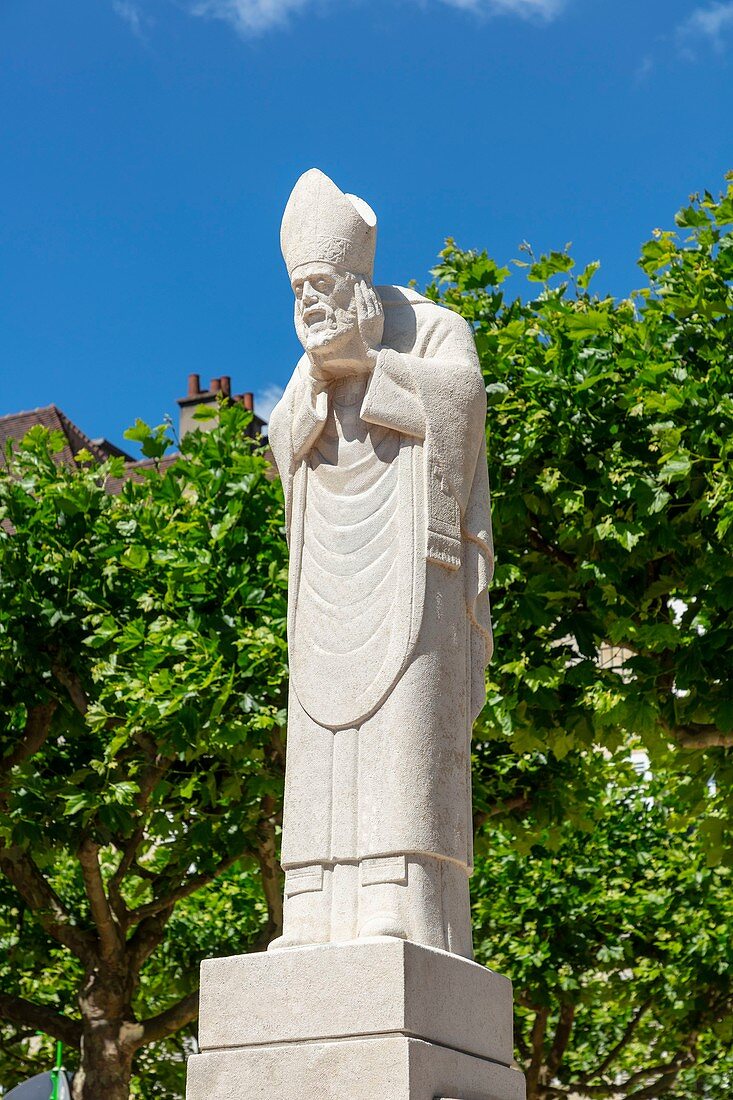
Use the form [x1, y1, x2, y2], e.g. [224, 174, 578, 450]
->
[186, 940, 525, 1100]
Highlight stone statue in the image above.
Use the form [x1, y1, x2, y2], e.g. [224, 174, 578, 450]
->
[185, 172, 524, 1100]
[268, 169, 494, 959]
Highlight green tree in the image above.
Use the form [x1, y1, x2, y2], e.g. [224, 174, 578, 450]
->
[0, 404, 288, 1099]
[473, 752, 733, 1100]
[428, 173, 733, 1099]
[429, 173, 733, 862]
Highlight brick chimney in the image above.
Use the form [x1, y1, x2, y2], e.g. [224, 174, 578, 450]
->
[176, 376, 265, 439]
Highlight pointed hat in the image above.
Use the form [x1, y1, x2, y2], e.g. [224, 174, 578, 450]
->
[281, 168, 377, 279]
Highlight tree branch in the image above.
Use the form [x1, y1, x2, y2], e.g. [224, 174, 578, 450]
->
[271, 724, 286, 771]
[621, 1051, 695, 1095]
[129, 859, 157, 881]
[127, 908, 174, 973]
[129, 990, 199, 1050]
[107, 745, 200, 931]
[525, 1006, 549, 1100]
[108, 755, 173, 925]
[0, 1034, 40, 1073]
[0, 701, 58, 779]
[0, 993, 82, 1048]
[133, 752, 173, 813]
[624, 1070, 685, 1100]
[51, 664, 88, 716]
[77, 836, 123, 963]
[569, 1042, 698, 1100]
[108, 824, 146, 925]
[674, 725, 733, 750]
[514, 1026, 530, 1064]
[126, 850, 248, 926]
[0, 846, 94, 962]
[474, 794, 532, 831]
[545, 1002, 575, 1081]
[528, 523, 575, 570]
[585, 1000, 651, 1082]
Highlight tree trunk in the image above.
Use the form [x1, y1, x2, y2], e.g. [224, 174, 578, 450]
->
[72, 1026, 134, 1100]
[73, 962, 136, 1100]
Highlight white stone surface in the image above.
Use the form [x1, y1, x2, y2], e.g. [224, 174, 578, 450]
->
[268, 168, 494, 956]
[186, 1036, 525, 1100]
[197, 939, 514, 1066]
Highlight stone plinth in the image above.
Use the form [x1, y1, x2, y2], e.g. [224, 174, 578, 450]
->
[186, 940, 525, 1100]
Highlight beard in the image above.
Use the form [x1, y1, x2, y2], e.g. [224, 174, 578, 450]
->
[295, 299, 358, 357]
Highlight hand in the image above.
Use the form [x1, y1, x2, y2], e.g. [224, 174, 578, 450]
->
[305, 365, 330, 396]
[354, 278, 384, 365]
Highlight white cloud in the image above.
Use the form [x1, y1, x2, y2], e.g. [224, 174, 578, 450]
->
[634, 53, 654, 83]
[676, 1, 733, 55]
[112, 0, 149, 39]
[190, 0, 567, 36]
[254, 383, 285, 425]
[441, 0, 565, 20]
[190, 0, 312, 35]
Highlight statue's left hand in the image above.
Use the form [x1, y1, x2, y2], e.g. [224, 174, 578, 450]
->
[355, 278, 384, 367]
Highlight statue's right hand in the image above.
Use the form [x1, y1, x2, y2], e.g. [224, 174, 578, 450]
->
[355, 278, 384, 361]
[305, 363, 330, 395]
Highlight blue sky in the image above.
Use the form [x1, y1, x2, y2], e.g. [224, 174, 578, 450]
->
[1, 0, 731, 451]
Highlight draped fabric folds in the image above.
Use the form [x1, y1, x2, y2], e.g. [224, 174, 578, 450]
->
[268, 286, 493, 870]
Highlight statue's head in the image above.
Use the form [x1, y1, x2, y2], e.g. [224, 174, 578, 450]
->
[281, 169, 377, 356]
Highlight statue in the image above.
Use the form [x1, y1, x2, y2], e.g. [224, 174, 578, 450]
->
[185, 172, 523, 1100]
[268, 169, 494, 959]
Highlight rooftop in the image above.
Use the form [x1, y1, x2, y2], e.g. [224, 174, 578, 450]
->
[0, 376, 265, 478]
[0, 405, 132, 468]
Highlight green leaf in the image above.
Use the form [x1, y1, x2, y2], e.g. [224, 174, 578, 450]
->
[564, 310, 611, 340]
[120, 544, 150, 570]
[62, 792, 93, 816]
[577, 260, 601, 290]
[659, 451, 692, 482]
[527, 250, 574, 282]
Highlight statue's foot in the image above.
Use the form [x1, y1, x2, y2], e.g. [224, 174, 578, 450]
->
[267, 933, 317, 951]
[267, 934, 291, 951]
[357, 914, 408, 940]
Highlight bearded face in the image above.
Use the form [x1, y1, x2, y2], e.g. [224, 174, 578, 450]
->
[291, 262, 359, 357]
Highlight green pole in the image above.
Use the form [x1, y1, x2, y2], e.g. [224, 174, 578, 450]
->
[49, 1041, 63, 1100]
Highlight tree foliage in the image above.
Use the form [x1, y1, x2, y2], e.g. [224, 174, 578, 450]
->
[426, 173, 733, 1098]
[429, 173, 733, 863]
[473, 753, 733, 1100]
[0, 404, 287, 1098]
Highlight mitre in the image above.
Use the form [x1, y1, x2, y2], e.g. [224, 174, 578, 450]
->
[281, 168, 377, 280]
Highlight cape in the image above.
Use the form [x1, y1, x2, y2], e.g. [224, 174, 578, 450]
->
[268, 285, 494, 729]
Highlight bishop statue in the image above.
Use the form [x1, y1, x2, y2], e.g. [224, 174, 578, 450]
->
[267, 169, 493, 960]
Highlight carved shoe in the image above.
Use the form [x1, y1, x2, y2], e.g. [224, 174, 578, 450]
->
[357, 914, 408, 940]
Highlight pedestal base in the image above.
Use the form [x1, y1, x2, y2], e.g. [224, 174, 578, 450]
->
[186, 940, 525, 1100]
[187, 1036, 525, 1100]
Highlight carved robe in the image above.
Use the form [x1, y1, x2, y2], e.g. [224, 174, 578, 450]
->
[268, 286, 493, 872]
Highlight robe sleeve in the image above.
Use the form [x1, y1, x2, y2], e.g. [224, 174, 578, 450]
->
[464, 433, 495, 719]
[359, 348, 426, 440]
[361, 308, 488, 571]
[267, 359, 328, 540]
